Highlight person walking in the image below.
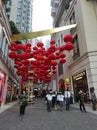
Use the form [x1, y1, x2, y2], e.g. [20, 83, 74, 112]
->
[90, 89, 96, 110]
[19, 92, 27, 115]
[46, 91, 53, 111]
[64, 88, 71, 111]
[52, 91, 57, 110]
[78, 90, 87, 113]
[56, 92, 64, 111]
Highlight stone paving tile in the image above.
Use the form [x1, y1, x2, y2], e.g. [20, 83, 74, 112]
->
[0, 98, 97, 130]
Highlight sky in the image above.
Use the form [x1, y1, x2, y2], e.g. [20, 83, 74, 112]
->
[32, 0, 53, 41]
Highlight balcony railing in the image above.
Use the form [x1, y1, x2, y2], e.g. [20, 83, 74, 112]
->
[53, 0, 69, 27]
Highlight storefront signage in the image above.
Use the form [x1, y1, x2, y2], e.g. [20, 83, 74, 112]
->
[73, 71, 86, 81]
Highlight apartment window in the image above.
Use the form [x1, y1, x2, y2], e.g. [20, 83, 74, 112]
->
[7, 14, 10, 19]
[4, 41, 8, 62]
[73, 35, 80, 60]
[9, 0, 11, 6]
[16, 23, 20, 29]
[58, 63, 63, 76]
[16, 15, 21, 21]
[17, 8, 22, 15]
[70, 12, 76, 24]
[61, 34, 63, 44]
[18, 1, 22, 7]
[58, 39, 60, 47]
[0, 31, 4, 49]
[6, 8, 10, 12]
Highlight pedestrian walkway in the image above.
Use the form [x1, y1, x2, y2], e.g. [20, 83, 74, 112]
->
[0, 101, 17, 113]
[71, 103, 97, 115]
[0, 100, 97, 115]
[0, 98, 97, 130]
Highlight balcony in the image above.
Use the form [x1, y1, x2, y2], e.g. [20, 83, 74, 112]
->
[51, 7, 57, 17]
[53, 0, 69, 27]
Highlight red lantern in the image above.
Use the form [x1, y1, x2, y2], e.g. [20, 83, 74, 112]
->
[60, 59, 66, 64]
[63, 42, 74, 52]
[33, 46, 38, 50]
[8, 52, 17, 59]
[37, 42, 44, 48]
[26, 43, 31, 47]
[63, 34, 74, 42]
[59, 53, 66, 58]
[50, 40, 56, 45]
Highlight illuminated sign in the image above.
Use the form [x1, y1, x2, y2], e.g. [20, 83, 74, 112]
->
[72, 71, 86, 81]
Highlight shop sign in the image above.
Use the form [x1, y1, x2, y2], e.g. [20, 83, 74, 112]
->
[73, 71, 86, 81]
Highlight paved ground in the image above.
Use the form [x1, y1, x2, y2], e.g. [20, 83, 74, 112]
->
[0, 98, 97, 130]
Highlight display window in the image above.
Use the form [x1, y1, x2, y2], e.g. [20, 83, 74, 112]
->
[0, 70, 6, 103]
[72, 71, 89, 103]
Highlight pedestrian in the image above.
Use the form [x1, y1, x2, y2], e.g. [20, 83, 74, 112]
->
[70, 93, 73, 104]
[19, 92, 28, 115]
[52, 91, 57, 109]
[78, 90, 87, 113]
[90, 89, 96, 110]
[46, 91, 53, 111]
[64, 88, 71, 111]
[56, 92, 64, 111]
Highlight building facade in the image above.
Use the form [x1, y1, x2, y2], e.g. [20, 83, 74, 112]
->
[0, 0, 19, 105]
[51, 0, 97, 102]
[5, 0, 33, 33]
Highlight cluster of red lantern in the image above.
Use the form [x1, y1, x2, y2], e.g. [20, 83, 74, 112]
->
[8, 34, 74, 86]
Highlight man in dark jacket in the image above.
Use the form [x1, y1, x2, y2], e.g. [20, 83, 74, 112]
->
[78, 90, 87, 113]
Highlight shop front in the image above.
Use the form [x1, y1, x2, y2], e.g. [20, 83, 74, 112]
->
[72, 70, 89, 103]
[0, 69, 6, 104]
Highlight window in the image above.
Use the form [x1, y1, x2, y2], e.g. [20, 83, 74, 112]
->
[18, 1, 22, 7]
[16, 23, 20, 29]
[9, 0, 11, 6]
[61, 34, 63, 45]
[73, 35, 80, 60]
[58, 63, 63, 76]
[0, 31, 4, 49]
[58, 39, 60, 47]
[16, 15, 21, 21]
[17, 8, 22, 15]
[70, 12, 76, 24]
[6, 8, 10, 12]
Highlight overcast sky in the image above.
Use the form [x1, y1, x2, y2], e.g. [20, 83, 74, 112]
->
[32, 0, 53, 42]
[33, 0, 53, 31]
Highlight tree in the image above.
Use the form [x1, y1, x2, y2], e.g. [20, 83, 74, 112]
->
[9, 21, 20, 34]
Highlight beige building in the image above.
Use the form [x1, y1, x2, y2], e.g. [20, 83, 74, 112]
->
[51, 0, 97, 101]
[0, 0, 19, 105]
